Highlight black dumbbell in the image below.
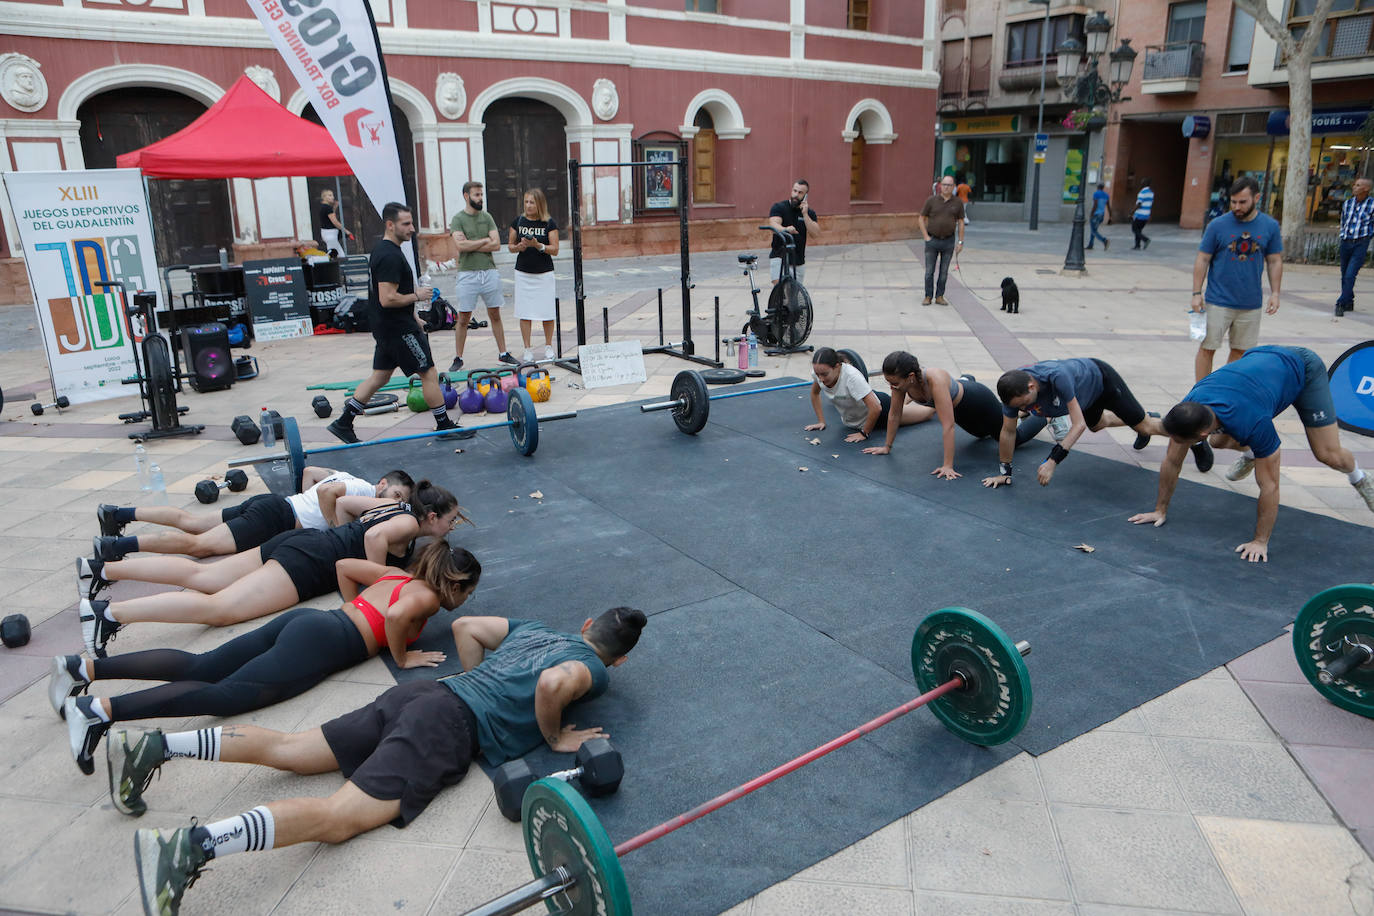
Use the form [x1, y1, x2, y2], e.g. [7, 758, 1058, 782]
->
[491, 737, 624, 822]
[312, 395, 333, 418]
[194, 469, 250, 504]
[31, 396, 71, 416]
[231, 414, 261, 446]
[1, 613, 31, 648]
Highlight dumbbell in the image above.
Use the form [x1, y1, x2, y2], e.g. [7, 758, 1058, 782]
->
[231, 414, 262, 446]
[30, 396, 70, 416]
[491, 737, 623, 822]
[312, 395, 333, 418]
[194, 469, 249, 504]
[1, 613, 30, 648]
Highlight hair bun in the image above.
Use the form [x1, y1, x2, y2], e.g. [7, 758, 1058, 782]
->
[415, 478, 433, 492]
[620, 608, 647, 631]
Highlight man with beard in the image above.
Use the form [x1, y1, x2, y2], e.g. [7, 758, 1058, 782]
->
[768, 179, 820, 285]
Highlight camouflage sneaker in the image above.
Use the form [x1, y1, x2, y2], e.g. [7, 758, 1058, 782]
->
[1225, 454, 1255, 481]
[1354, 473, 1374, 513]
[134, 824, 209, 916]
[108, 728, 167, 817]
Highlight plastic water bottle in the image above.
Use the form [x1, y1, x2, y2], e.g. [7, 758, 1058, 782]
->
[1187, 309, 1206, 342]
[134, 443, 150, 490]
[218, 247, 229, 270]
[747, 330, 759, 368]
[148, 463, 167, 505]
[737, 336, 748, 370]
[259, 407, 275, 447]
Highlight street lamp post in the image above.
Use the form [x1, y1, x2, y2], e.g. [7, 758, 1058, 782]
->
[1056, 11, 1135, 272]
[1028, 0, 1051, 232]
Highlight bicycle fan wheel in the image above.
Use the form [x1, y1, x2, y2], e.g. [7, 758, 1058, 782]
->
[768, 278, 813, 349]
[144, 335, 179, 430]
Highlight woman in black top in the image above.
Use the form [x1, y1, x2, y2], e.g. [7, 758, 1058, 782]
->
[317, 189, 352, 256]
[78, 483, 464, 657]
[509, 188, 559, 363]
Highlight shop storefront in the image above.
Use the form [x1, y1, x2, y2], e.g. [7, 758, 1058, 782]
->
[936, 112, 1092, 222]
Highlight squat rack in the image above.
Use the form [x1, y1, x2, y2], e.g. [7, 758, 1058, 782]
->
[564, 157, 722, 373]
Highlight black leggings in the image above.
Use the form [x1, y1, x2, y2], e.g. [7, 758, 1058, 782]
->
[951, 378, 1041, 445]
[101, 607, 369, 722]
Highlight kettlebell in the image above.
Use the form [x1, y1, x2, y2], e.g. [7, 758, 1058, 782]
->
[459, 372, 488, 414]
[440, 374, 459, 411]
[499, 367, 521, 393]
[484, 372, 510, 414]
[526, 368, 552, 403]
[405, 376, 428, 412]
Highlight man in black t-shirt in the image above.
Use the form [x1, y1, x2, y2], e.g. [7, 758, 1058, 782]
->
[327, 202, 467, 444]
[768, 178, 820, 285]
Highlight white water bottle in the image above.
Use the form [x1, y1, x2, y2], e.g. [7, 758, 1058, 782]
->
[260, 407, 275, 447]
[148, 463, 167, 505]
[747, 330, 759, 368]
[134, 443, 150, 490]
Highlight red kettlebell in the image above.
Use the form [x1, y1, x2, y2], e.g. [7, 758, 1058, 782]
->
[484, 371, 510, 414]
[499, 367, 521, 393]
[458, 372, 487, 414]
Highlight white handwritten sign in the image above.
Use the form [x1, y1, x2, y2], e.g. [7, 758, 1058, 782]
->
[578, 340, 647, 389]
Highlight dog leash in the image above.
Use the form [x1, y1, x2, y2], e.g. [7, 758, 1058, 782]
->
[950, 246, 1005, 304]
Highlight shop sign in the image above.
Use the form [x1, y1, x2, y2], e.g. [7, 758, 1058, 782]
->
[1182, 115, 1211, 138]
[1266, 108, 1371, 136]
[941, 115, 1021, 135]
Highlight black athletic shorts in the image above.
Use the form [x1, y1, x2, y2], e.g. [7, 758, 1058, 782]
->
[259, 528, 335, 602]
[372, 322, 435, 376]
[321, 680, 479, 826]
[1082, 359, 1146, 429]
[220, 494, 297, 552]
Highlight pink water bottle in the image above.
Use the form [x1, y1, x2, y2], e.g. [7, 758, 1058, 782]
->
[737, 336, 748, 370]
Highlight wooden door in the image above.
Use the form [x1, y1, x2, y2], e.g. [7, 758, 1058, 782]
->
[694, 127, 716, 203]
[850, 133, 866, 200]
[78, 88, 233, 266]
[482, 98, 569, 234]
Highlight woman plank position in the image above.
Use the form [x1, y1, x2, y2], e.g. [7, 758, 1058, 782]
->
[76, 482, 464, 658]
[55, 543, 480, 776]
[121, 607, 647, 916]
[90, 467, 414, 564]
[806, 347, 934, 444]
[862, 351, 1048, 479]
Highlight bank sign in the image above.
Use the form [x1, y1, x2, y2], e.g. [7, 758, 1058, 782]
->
[1, 169, 155, 405]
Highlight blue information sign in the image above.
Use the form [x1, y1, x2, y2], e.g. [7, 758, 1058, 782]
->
[1034, 133, 1049, 154]
[1329, 340, 1374, 438]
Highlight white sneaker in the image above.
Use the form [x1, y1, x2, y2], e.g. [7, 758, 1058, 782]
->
[522, 348, 535, 363]
[1225, 455, 1255, 481]
[1354, 473, 1374, 513]
[544, 345, 556, 361]
[1047, 416, 1071, 442]
[49, 654, 87, 719]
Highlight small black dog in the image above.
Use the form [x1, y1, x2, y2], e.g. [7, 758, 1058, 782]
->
[1000, 277, 1020, 314]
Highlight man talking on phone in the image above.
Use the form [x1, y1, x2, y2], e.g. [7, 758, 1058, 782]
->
[768, 179, 820, 285]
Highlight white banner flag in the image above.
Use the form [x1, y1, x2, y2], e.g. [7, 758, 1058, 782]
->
[244, 0, 407, 230]
[1, 168, 156, 405]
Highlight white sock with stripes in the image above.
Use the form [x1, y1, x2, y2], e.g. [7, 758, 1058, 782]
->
[202, 806, 276, 857]
[162, 727, 221, 761]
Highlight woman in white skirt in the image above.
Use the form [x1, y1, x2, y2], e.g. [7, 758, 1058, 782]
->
[509, 188, 559, 362]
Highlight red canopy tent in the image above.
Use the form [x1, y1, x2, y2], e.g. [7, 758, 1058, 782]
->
[117, 75, 351, 179]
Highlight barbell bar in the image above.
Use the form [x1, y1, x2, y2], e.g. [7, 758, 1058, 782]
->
[227, 388, 575, 493]
[462, 607, 1031, 916]
[640, 349, 869, 436]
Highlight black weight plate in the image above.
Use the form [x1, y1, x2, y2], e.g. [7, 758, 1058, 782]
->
[508, 387, 539, 456]
[670, 370, 710, 435]
[744, 369, 766, 378]
[523, 778, 631, 916]
[837, 348, 869, 380]
[1292, 583, 1374, 718]
[366, 392, 398, 408]
[701, 368, 746, 385]
[279, 417, 305, 494]
[912, 607, 1031, 746]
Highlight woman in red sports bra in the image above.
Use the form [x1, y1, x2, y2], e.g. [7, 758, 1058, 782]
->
[52, 541, 482, 776]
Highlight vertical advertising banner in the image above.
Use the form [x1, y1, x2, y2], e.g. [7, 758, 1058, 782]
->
[1, 168, 155, 404]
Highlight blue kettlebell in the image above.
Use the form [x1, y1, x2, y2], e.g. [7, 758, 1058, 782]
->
[439, 374, 459, 410]
[484, 369, 510, 413]
[458, 372, 487, 414]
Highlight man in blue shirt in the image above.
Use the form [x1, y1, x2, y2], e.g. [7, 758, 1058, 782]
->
[118, 607, 647, 914]
[1335, 177, 1372, 317]
[1087, 183, 1111, 250]
[1190, 177, 1283, 381]
[1130, 345, 1374, 562]
[1131, 179, 1153, 250]
[981, 357, 1210, 489]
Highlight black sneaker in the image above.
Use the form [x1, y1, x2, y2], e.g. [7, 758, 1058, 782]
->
[1335, 303, 1347, 317]
[1103, 238, 1110, 250]
[326, 417, 359, 444]
[959, 374, 976, 383]
[1190, 439, 1214, 473]
[468, 318, 487, 330]
[448, 356, 464, 373]
[1143, 238, 1151, 250]
[108, 728, 167, 817]
[93, 534, 127, 562]
[434, 416, 476, 440]
[65, 695, 109, 775]
[134, 823, 210, 916]
[498, 351, 519, 365]
[1134, 412, 1160, 451]
[49, 654, 88, 719]
[97, 504, 126, 538]
[79, 597, 122, 658]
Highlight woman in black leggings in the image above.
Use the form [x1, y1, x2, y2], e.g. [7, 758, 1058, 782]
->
[77, 481, 464, 658]
[54, 541, 481, 779]
[862, 351, 1042, 479]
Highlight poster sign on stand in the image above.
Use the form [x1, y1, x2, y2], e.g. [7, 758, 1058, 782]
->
[0, 168, 157, 404]
[243, 258, 314, 341]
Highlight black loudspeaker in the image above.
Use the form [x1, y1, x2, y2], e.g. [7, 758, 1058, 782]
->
[180, 323, 234, 393]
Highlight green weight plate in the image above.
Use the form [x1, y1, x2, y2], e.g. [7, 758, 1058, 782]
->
[279, 417, 304, 494]
[522, 778, 632, 916]
[1292, 583, 1374, 718]
[508, 387, 539, 456]
[671, 370, 710, 435]
[912, 608, 1031, 746]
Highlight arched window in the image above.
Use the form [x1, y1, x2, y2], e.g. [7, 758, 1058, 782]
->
[693, 109, 716, 204]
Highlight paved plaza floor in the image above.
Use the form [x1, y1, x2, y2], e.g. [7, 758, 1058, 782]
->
[1, 221, 1372, 915]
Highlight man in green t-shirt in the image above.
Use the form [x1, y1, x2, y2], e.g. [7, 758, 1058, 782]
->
[448, 181, 515, 372]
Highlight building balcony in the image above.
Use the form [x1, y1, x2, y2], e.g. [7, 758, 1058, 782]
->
[1141, 41, 1205, 94]
[997, 63, 1054, 92]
